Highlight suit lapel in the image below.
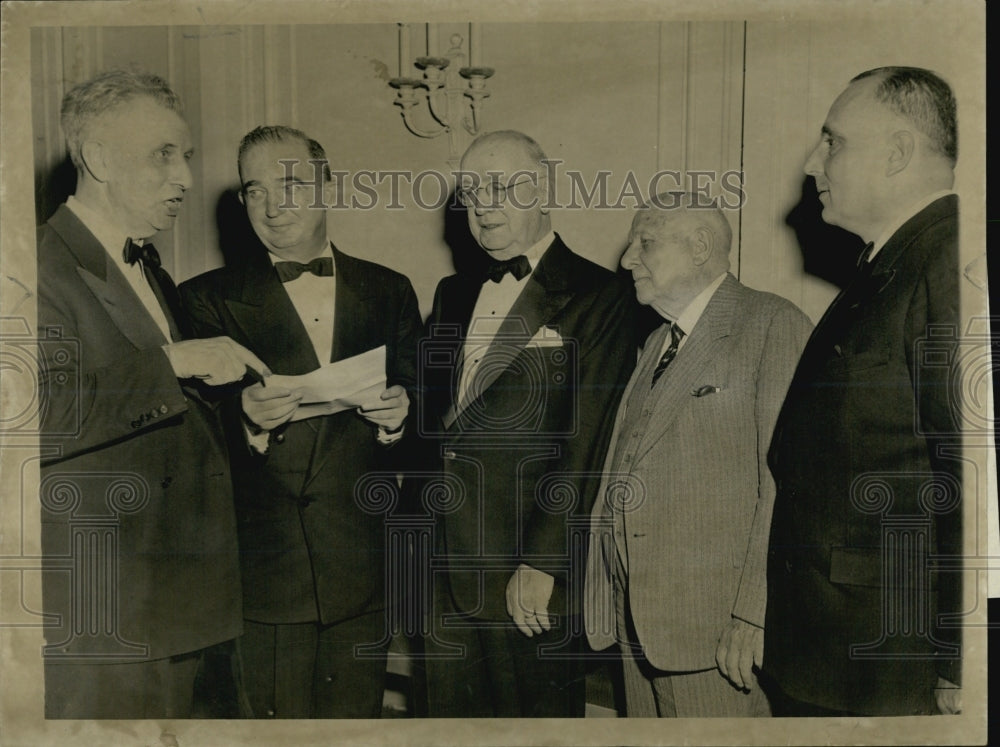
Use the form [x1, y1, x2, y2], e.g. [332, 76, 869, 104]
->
[330, 247, 376, 364]
[223, 250, 320, 376]
[306, 248, 380, 484]
[797, 197, 957, 373]
[48, 206, 169, 350]
[450, 237, 576, 424]
[633, 274, 742, 462]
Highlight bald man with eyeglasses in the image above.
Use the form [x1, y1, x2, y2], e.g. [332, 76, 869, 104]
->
[413, 130, 638, 717]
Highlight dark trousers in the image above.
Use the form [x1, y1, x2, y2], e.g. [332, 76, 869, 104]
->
[239, 612, 388, 719]
[44, 650, 202, 719]
[421, 577, 585, 718]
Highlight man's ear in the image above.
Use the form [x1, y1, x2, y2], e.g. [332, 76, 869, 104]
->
[690, 225, 714, 266]
[237, 189, 246, 206]
[79, 140, 110, 183]
[886, 130, 915, 177]
[321, 178, 337, 209]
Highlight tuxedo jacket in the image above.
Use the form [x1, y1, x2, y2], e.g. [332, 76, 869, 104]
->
[36, 205, 242, 662]
[764, 195, 962, 715]
[584, 274, 812, 670]
[417, 235, 638, 621]
[180, 243, 421, 625]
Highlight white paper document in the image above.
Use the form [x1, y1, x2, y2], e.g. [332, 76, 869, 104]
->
[267, 345, 387, 421]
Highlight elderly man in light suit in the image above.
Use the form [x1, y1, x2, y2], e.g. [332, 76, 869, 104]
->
[585, 194, 812, 717]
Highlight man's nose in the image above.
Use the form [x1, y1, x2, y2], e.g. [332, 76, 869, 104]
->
[265, 191, 283, 217]
[620, 241, 639, 270]
[174, 158, 193, 191]
[803, 141, 824, 177]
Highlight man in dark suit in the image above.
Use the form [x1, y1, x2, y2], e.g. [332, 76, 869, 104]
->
[764, 67, 963, 716]
[180, 125, 422, 718]
[585, 196, 812, 717]
[416, 130, 637, 716]
[36, 70, 268, 718]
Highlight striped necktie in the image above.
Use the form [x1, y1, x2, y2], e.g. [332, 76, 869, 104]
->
[651, 322, 685, 387]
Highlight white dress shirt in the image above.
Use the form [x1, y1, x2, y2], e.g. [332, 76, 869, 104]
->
[653, 272, 727, 358]
[269, 245, 336, 366]
[457, 231, 555, 405]
[254, 244, 401, 448]
[66, 196, 174, 342]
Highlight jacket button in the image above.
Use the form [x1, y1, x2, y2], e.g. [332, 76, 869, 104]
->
[443, 450, 456, 459]
[275, 433, 285, 444]
[784, 560, 794, 573]
[160, 404, 169, 414]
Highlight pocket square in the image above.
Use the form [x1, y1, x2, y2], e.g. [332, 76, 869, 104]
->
[526, 326, 563, 348]
[691, 384, 723, 397]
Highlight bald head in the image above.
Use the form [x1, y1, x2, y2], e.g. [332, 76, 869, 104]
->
[620, 194, 733, 317]
[644, 194, 733, 259]
[804, 67, 956, 241]
[462, 130, 548, 171]
[458, 130, 552, 260]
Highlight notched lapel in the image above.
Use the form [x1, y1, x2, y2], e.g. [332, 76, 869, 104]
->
[76, 262, 169, 351]
[633, 276, 742, 462]
[849, 269, 897, 310]
[50, 205, 168, 351]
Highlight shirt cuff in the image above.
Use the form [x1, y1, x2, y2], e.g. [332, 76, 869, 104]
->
[376, 424, 405, 445]
[244, 422, 270, 454]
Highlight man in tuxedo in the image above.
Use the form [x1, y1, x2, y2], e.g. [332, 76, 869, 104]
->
[764, 67, 963, 716]
[416, 130, 637, 717]
[584, 195, 812, 717]
[180, 125, 422, 718]
[36, 70, 267, 718]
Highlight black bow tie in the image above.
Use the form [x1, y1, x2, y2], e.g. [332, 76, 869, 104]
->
[123, 238, 161, 268]
[274, 257, 334, 282]
[484, 255, 531, 283]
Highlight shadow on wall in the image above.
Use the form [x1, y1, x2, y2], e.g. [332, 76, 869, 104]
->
[442, 190, 488, 281]
[36, 157, 77, 225]
[785, 176, 866, 290]
[216, 187, 264, 268]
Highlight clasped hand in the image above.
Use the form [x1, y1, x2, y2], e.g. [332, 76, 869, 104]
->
[356, 385, 409, 432]
[242, 383, 409, 433]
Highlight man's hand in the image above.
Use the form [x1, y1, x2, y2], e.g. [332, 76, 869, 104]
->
[357, 385, 409, 432]
[715, 618, 764, 691]
[164, 337, 269, 385]
[934, 677, 961, 714]
[505, 564, 554, 637]
[242, 383, 301, 431]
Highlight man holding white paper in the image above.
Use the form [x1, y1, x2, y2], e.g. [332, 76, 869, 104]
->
[180, 125, 421, 718]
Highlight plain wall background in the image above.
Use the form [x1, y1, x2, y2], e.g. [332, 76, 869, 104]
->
[30, 20, 981, 321]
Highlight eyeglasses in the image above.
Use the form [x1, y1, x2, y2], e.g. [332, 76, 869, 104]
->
[456, 177, 540, 207]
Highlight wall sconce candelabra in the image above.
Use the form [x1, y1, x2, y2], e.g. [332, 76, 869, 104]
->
[389, 23, 494, 165]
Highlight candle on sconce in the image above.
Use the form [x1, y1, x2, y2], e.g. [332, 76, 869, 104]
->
[398, 23, 410, 77]
[470, 23, 482, 66]
[427, 23, 438, 56]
